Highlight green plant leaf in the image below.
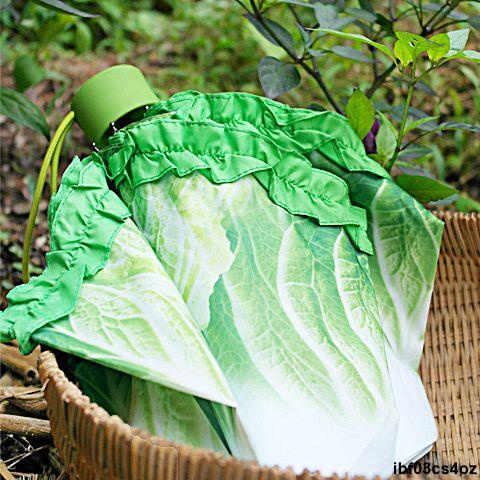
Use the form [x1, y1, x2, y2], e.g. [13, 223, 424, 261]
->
[314, 4, 337, 27]
[376, 113, 397, 161]
[395, 32, 442, 60]
[32, 0, 99, 18]
[455, 194, 480, 213]
[331, 45, 373, 62]
[394, 39, 413, 66]
[315, 29, 396, 61]
[398, 145, 432, 160]
[0, 87, 50, 139]
[308, 48, 327, 57]
[445, 29, 469, 57]
[344, 7, 376, 23]
[279, 0, 314, 7]
[427, 33, 450, 62]
[436, 122, 480, 133]
[258, 56, 301, 99]
[396, 175, 458, 203]
[13, 55, 46, 93]
[460, 66, 480, 89]
[245, 13, 294, 52]
[314, 4, 353, 30]
[439, 49, 480, 65]
[468, 15, 480, 30]
[404, 115, 439, 134]
[345, 89, 375, 139]
[75, 21, 93, 53]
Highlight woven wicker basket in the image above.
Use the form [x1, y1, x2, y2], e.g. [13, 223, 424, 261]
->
[37, 211, 479, 480]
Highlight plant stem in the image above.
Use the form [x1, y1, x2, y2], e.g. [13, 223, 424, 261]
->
[287, 4, 302, 25]
[247, 0, 343, 113]
[433, 19, 467, 31]
[233, 0, 249, 11]
[389, 0, 396, 22]
[386, 62, 416, 172]
[423, 1, 460, 34]
[401, 130, 432, 150]
[370, 47, 379, 79]
[422, 3, 448, 34]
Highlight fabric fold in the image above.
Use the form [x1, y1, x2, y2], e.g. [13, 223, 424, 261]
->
[0, 156, 236, 403]
[1, 158, 130, 353]
[147, 90, 390, 179]
[101, 116, 373, 253]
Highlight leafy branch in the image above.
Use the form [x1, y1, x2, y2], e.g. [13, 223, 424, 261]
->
[236, 0, 342, 112]
[237, 0, 480, 207]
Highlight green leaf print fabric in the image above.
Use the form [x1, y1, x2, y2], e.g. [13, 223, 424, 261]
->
[0, 90, 442, 478]
[95, 91, 441, 477]
[74, 360, 229, 453]
[146, 91, 442, 467]
[0, 157, 234, 452]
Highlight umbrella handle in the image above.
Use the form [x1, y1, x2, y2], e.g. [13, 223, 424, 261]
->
[22, 111, 75, 283]
[71, 65, 158, 146]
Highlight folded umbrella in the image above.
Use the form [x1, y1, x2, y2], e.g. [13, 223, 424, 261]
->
[150, 90, 443, 463]
[0, 155, 234, 453]
[97, 87, 415, 477]
[0, 66, 443, 478]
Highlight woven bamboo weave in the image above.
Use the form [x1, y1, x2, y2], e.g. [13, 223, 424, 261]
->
[37, 211, 480, 480]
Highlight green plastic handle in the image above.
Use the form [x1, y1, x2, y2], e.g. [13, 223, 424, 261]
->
[71, 65, 159, 145]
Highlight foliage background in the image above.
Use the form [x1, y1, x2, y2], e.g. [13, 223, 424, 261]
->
[1, 0, 479, 306]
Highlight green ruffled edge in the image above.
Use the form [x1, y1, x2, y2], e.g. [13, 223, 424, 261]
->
[0, 158, 130, 354]
[101, 115, 373, 254]
[147, 90, 390, 180]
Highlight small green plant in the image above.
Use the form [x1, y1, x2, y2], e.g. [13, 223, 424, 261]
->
[235, 0, 480, 208]
[0, 0, 100, 139]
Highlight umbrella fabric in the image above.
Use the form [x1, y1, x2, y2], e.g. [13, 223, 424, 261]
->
[97, 96, 425, 477]
[148, 91, 443, 463]
[0, 90, 443, 477]
[0, 156, 234, 452]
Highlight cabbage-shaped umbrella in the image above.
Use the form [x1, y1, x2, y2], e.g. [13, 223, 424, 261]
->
[0, 66, 443, 478]
[0, 156, 233, 452]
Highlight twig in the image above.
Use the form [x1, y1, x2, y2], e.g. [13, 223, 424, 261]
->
[0, 387, 47, 417]
[233, 0, 249, 11]
[0, 387, 42, 402]
[5, 445, 49, 469]
[287, 4, 302, 25]
[0, 414, 51, 438]
[389, 0, 396, 22]
[433, 19, 468, 31]
[401, 130, 434, 150]
[0, 462, 15, 480]
[0, 345, 39, 385]
[422, 1, 460, 35]
[247, 0, 343, 112]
